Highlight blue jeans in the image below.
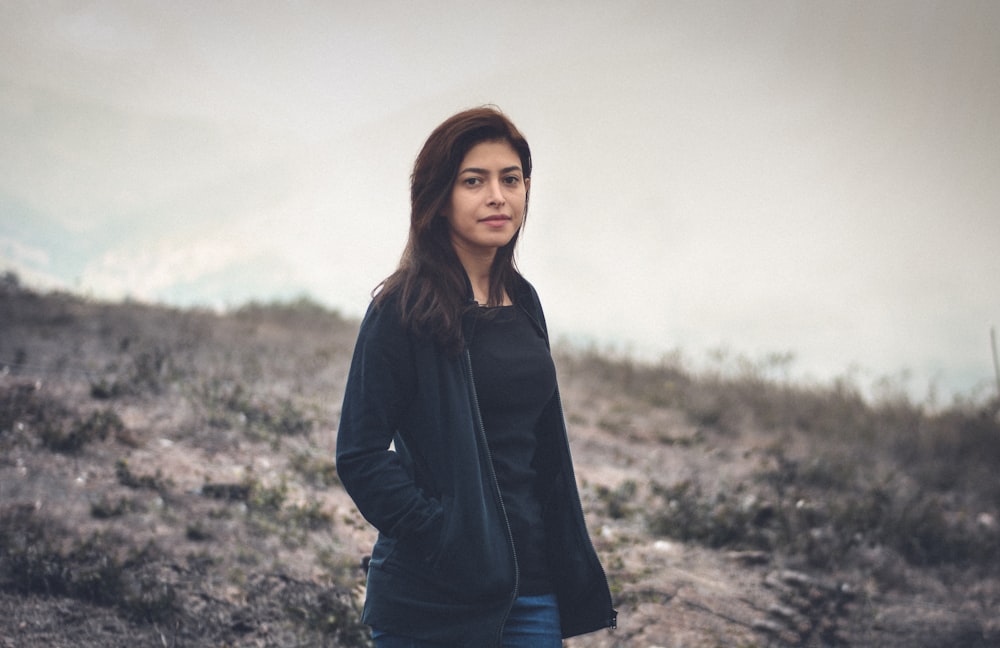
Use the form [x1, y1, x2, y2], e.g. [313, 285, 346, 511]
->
[372, 593, 562, 647]
[502, 593, 562, 647]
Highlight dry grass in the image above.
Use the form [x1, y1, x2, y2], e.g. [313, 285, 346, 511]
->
[563, 344, 1000, 571]
[2, 273, 999, 647]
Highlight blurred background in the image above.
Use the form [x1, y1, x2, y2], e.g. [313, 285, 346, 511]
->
[2, 0, 999, 402]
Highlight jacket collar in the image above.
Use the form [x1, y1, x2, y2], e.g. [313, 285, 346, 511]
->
[460, 273, 547, 350]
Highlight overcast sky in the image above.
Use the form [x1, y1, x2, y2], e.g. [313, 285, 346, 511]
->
[2, 1, 999, 402]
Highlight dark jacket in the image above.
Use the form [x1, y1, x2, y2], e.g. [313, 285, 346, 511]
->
[336, 277, 616, 647]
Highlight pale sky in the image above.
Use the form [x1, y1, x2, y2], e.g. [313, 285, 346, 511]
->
[2, 1, 999, 402]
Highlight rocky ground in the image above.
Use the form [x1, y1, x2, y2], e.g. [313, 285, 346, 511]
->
[1, 278, 999, 647]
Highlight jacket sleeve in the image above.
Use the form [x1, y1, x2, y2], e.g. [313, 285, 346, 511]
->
[335, 299, 444, 556]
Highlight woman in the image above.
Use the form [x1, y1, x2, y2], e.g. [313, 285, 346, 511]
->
[336, 106, 616, 647]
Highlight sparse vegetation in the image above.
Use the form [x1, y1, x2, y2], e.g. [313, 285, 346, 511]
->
[1, 282, 367, 647]
[0, 506, 180, 623]
[196, 379, 314, 443]
[2, 277, 998, 647]
[115, 458, 171, 492]
[290, 450, 341, 488]
[41, 408, 125, 453]
[557, 341, 999, 644]
[595, 479, 638, 520]
[574, 345, 1000, 576]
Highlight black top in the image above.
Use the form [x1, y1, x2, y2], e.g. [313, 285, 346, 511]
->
[469, 304, 557, 595]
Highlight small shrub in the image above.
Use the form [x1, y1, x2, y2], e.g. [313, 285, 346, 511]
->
[596, 480, 638, 520]
[91, 345, 174, 398]
[115, 458, 171, 492]
[290, 451, 340, 488]
[286, 500, 333, 531]
[41, 409, 124, 453]
[89, 378, 124, 399]
[831, 487, 1000, 568]
[196, 381, 314, 441]
[291, 587, 371, 646]
[797, 454, 858, 490]
[200, 482, 251, 501]
[90, 496, 142, 519]
[1, 382, 70, 448]
[249, 479, 288, 513]
[0, 506, 178, 622]
[185, 523, 213, 541]
[647, 480, 763, 550]
[62, 536, 127, 606]
[264, 399, 314, 437]
[240, 476, 333, 544]
[120, 576, 179, 623]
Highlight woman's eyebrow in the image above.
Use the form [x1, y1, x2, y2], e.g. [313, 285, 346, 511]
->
[458, 165, 523, 175]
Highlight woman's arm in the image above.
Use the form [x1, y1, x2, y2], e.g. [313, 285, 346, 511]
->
[335, 300, 444, 554]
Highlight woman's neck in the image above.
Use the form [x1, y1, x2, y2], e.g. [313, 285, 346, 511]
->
[468, 268, 498, 306]
[453, 245, 506, 306]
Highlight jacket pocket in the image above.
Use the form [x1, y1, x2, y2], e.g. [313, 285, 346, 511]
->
[380, 488, 516, 604]
[428, 494, 516, 602]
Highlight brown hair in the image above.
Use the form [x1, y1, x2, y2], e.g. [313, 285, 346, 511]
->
[375, 106, 532, 354]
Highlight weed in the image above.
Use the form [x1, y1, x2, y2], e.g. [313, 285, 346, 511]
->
[829, 486, 1000, 568]
[233, 475, 333, 545]
[1, 382, 42, 432]
[286, 500, 333, 531]
[648, 480, 764, 550]
[90, 495, 142, 519]
[91, 345, 174, 398]
[120, 575, 179, 623]
[89, 378, 123, 399]
[41, 408, 125, 453]
[196, 380, 314, 442]
[290, 451, 340, 488]
[238, 572, 371, 647]
[185, 522, 213, 541]
[596, 480, 638, 520]
[0, 506, 179, 622]
[200, 482, 251, 501]
[289, 587, 371, 646]
[115, 458, 171, 492]
[649, 445, 1000, 573]
[248, 478, 288, 513]
[1, 382, 69, 449]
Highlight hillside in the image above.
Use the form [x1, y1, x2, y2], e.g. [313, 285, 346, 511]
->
[2, 276, 999, 647]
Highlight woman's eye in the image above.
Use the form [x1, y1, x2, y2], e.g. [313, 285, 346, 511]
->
[503, 176, 521, 185]
[462, 177, 482, 186]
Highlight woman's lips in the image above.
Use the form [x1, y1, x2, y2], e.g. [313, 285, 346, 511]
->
[479, 215, 511, 227]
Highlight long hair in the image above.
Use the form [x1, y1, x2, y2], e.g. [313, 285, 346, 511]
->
[375, 106, 532, 354]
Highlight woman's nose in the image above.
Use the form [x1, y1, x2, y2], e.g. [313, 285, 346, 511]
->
[486, 180, 506, 206]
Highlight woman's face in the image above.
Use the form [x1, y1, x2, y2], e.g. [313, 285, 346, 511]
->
[445, 139, 528, 261]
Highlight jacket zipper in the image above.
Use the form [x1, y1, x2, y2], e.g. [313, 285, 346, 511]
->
[463, 349, 520, 646]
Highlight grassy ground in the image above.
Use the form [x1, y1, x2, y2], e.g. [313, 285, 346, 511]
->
[2, 274, 998, 647]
